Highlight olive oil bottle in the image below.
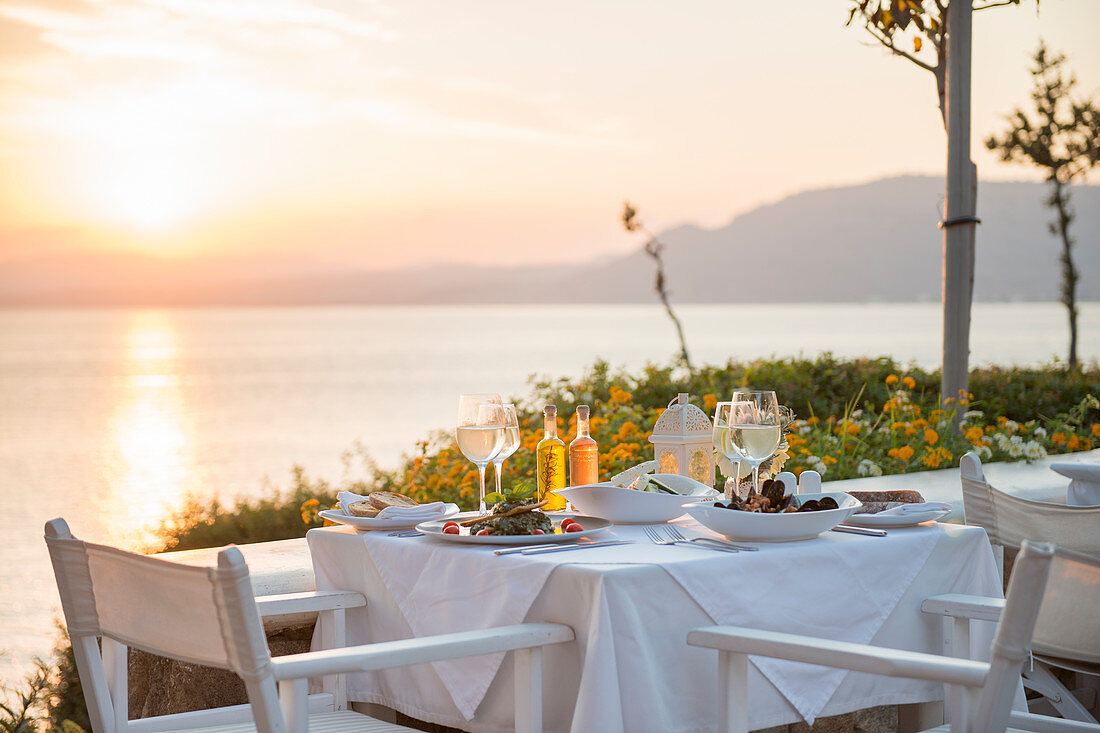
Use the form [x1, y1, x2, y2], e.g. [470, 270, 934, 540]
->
[536, 405, 567, 510]
[568, 404, 599, 486]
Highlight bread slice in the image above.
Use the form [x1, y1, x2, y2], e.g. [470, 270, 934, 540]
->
[368, 491, 419, 510]
[849, 490, 925, 514]
[347, 500, 381, 517]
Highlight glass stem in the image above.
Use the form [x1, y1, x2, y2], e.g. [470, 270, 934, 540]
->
[751, 462, 760, 497]
[477, 463, 488, 513]
[493, 460, 504, 495]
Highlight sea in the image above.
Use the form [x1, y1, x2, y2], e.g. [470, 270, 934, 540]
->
[1, 302, 1097, 685]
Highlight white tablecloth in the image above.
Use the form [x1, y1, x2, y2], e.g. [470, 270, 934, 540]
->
[307, 520, 1001, 733]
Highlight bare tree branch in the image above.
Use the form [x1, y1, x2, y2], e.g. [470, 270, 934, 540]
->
[863, 22, 937, 73]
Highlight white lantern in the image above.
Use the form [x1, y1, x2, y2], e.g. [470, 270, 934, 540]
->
[647, 393, 714, 484]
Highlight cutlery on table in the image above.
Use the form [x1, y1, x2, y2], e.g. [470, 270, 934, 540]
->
[644, 526, 739, 553]
[388, 530, 423, 537]
[831, 525, 888, 537]
[505, 540, 633, 556]
[664, 525, 758, 551]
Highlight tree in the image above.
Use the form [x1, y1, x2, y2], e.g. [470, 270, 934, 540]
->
[846, 0, 1024, 129]
[621, 202, 692, 370]
[846, 0, 1026, 406]
[986, 43, 1100, 369]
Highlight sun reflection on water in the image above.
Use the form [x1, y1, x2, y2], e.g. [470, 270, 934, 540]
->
[107, 311, 193, 549]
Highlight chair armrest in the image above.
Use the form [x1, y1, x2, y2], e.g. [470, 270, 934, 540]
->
[921, 593, 1005, 622]
[270, 622, 574, 680]
[255, 590, 366, 617]
[687, 625, 989, 688]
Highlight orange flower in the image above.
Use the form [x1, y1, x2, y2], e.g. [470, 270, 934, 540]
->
[613, 421, 639, 443]
[609, 386, 632, 404]
[1052, 432, 1067, 446]
[885, 374, 899, 385]
[903, 376, 916, 389]
[924, 428, 939, 445]
[922, 446, 952, 469]
[703, 393, 718, 411]
[964, 426, 984, 444]
[845, 422, 861, 436]
[1067, 434, 1080, 450]
[806, 416, 820, 426]
[1092, 423, 1100, 439]
[892, 445, 915, 461]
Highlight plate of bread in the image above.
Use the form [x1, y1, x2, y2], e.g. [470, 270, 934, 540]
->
[841, 490, 952, 528]
[320, 490, 460, 530]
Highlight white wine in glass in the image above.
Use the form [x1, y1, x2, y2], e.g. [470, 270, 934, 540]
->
[729, 390, 781, 498]
[712, 400, 750, 500]
[456, 394, 504, 513]
[486, 403, 520, 499]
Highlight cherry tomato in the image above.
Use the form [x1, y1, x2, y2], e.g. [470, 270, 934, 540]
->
[442, 525, 460, 535]
[560, 518, 579, 531]
[476, 528, 491, 536]
[564, 522, 584, 533]
[443, 521, 459, 530]
[532, 528, 545, 535]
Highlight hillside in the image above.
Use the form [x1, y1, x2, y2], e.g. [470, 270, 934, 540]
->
[2, 176, 1097, 305]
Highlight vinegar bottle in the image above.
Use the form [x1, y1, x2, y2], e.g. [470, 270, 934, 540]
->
[569, 405, 599, 486]
[536, 405, 567, 510]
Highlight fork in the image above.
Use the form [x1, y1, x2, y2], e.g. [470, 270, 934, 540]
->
[644, 526, 738, 553]
[664, 525, 758, 551]
[388, 530, 423, 537]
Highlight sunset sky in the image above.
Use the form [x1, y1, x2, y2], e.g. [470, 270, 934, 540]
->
[0, 0, 1097, 271]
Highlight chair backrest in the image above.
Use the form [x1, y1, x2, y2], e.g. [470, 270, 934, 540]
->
[969, 541, 1100, 732]
[44, 519, 283, 733]
[960, 452, 1100, 556]
[1030, 544, 1100, 665]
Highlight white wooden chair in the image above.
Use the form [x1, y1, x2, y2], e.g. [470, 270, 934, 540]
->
[959, 452, 1100, 723]
[687, 540, 1100, 733]
[45, 518, 574, 733]
[960, 451, 1100, 579]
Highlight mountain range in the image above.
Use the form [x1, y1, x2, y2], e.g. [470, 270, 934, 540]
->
[2, 175, 1097, 305]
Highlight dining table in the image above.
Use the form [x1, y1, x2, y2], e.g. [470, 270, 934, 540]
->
[306, 517, 1002, 733]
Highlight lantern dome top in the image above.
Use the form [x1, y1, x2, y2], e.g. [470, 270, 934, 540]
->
[648, 393, 712, 443]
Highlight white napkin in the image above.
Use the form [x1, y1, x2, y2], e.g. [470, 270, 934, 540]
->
[337, 490, 447, 520]
[1050, 462, 1100, 507]
[876, 501, 953, 516]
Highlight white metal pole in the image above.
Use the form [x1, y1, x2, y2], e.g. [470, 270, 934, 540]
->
[942, 0, 977, 406]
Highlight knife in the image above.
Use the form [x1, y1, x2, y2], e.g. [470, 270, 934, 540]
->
[689, 538, 759, 551]
[507, 540, 633, 555]
[831, 525, 888, 537]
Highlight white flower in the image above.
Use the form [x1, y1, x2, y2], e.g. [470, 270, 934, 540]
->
[1033, 426, 1048, 439]
[857, 459, 883, 477]
[1004, 420, 1019, 432]
[963, 410, 984, 421]
[976, 445, 993, 460]
[812, 460, 828, 476]
[1009, 434, 1024, 446]
[850, 409, 863, 420]
[799, 425, 812, 435]
[1024, 441, 1047, 460]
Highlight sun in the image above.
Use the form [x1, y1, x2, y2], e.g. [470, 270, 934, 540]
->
[95, 151, 201, 233]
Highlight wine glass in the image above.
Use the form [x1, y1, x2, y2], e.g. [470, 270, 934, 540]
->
[456, 394, 504, 513]
[728, 390, 782, 498]
[711, 400, 750, 501]
[486, 403, 520, 500]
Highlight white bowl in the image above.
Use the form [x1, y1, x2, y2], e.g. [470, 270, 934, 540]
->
[556, 474, 719, 524]
[682, 492, 860, 542]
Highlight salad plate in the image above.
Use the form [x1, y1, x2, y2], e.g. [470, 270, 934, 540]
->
[319, 504, 460, 531]
[416, 512, 612, 545]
